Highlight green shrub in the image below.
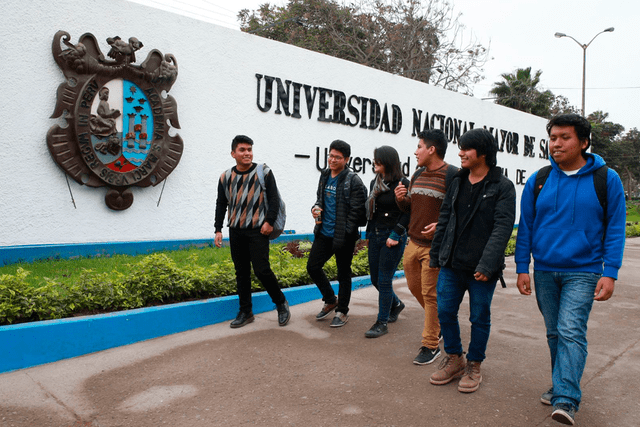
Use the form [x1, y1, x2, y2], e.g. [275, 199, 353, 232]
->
[0, 268, 35, 324]
[626, 223, 640, 238]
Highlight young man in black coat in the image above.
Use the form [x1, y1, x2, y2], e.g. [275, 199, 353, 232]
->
[429, 128, 516, 393]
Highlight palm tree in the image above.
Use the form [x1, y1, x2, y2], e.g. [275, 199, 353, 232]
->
[489, 67, 555, 118]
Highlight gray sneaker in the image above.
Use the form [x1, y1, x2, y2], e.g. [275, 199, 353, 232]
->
[552, 403, 576, 425]
[541, 387, 553, 405]
[330, 312, 349, 327]
[413, 346, 441, 365]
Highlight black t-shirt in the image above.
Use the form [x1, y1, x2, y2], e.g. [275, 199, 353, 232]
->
[448, 176, 486, 271]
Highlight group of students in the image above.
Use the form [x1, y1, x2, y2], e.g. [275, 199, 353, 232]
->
[214, 113, 626, 426]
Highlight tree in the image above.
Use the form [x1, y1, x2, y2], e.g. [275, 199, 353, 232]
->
[587, 111, 640, 196]
[617, 128, 640, 197]
[489, 67, 558, 118]
[239, 0, 489, 95]
[549, 94, 579, 117]
[589, 110, 625, 163]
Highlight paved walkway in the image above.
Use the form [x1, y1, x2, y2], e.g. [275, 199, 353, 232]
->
[1, 240, 639, 427]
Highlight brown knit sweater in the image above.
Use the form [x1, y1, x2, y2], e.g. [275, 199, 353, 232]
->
[397, 163, 449, 246]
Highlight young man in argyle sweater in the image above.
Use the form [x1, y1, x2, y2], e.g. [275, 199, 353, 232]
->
[214, 135, 290, 328]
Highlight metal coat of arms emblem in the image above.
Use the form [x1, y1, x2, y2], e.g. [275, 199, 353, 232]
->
[47, 31, 183, 210]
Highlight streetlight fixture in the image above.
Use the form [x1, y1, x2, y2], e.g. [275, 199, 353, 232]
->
[554, 27, 614, 116]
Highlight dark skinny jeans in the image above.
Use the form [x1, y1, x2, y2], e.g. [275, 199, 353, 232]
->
[229, 228, 285, 314]
[367, 227, 406, 323]
[306, 232, 358, 315]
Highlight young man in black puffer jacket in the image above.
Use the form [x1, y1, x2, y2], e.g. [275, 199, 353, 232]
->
[308, 139, 367, 328]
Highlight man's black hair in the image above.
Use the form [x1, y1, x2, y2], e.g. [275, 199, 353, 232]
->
[417, 129, 448, 159]
[232, 135, 254, 151]
[329, 139, 351, 159]
[458, 128, 498, 168]
[546, 113, 592, 154]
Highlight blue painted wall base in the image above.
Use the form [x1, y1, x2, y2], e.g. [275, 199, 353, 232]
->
[0, 272, 404, 374]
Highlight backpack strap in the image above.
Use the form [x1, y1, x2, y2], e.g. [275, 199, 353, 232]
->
[343, 170, 355, 202]
[409, 165, 457, 192]
[533, 165, 553, 207]
[255, 163, 266, 190]
[444, 164, 458, 189]
[409, 166, 426, 190]
[255, 163, 270, 211]
[223, 169, 233, 201]
[594, 165, 609, 223]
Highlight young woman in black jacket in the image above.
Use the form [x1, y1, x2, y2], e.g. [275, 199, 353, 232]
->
[364, 146, 410, 338]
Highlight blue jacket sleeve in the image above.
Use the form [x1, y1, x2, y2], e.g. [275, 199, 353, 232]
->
[602, 169, 626, 279]
[514, 172, 537, 274]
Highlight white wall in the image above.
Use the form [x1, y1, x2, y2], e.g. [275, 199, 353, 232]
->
[0, 0, 549, 248]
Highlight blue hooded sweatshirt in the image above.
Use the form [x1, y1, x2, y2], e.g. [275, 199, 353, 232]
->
[515, 153, 626, 279]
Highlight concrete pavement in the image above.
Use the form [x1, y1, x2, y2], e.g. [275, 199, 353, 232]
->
[1, 239, 639, 427]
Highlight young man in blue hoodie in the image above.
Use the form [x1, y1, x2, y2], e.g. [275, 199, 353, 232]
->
[515, 114, 626, 426]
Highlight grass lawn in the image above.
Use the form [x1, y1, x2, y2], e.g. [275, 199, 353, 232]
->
[0, 245, 232, 289]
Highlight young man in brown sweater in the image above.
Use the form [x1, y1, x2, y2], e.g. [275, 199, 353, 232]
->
[395, 129, 457, 365]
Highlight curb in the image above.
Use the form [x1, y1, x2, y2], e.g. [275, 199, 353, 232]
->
[0, 272, 404, 374]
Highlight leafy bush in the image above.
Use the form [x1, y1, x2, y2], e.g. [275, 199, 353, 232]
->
[626, 222, 640, 238]
[0, 240, 374, 326]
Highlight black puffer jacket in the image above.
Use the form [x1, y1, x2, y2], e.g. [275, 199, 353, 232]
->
[312, 168, 367, 250]
[429, 166, 516, 279]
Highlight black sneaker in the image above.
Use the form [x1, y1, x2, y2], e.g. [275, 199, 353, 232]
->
[230, 311, 254, 328]
[316, 300, 338, 320]
[364, 321, 388, 338]
[277, 300, 290, 326]
[330, 312, 349, 327]
[388, 301, 405, 323]
[413, 346, 441, 365]
[541, 387, 553, 405]
[552, 403, 576, 425]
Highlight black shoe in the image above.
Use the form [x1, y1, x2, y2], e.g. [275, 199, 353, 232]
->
[552, 403, 576, 425]
[277, 300, 291, 326]
[230, 311, 254, 328]
[413, 346, 441, 365]
[541, 387, 553, 405]
[388, 301, 405, 323]
[330, 312, 349, 327]
[316, 300, 338, 320]
[365, 321, 388, 338]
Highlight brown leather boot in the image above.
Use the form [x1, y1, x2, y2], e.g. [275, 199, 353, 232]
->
[429, 353, 466, 385]
[458, 360, 482, 393]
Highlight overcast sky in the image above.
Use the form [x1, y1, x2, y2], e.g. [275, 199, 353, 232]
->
[130, 0, 639, 131]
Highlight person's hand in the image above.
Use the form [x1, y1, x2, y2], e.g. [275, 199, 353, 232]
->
[261, 222, 273, 236]
[312, 206, 322, 219]
[421, 223, 437, 239]
[395, 182, 407, 201]
[214, 232, 223, 248]
[474, 271, 489, 282]
[594, 276, 615, 301]
[517, 273, 532, 295]
[386, 238, 398, 247]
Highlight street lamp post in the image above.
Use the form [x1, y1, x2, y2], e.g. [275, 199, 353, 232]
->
[554, 27, 614, 116]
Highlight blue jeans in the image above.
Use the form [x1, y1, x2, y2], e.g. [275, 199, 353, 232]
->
[436, 267, 497, 362]
[534, 271, 600, 410]
[367, 228, 406, 323]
